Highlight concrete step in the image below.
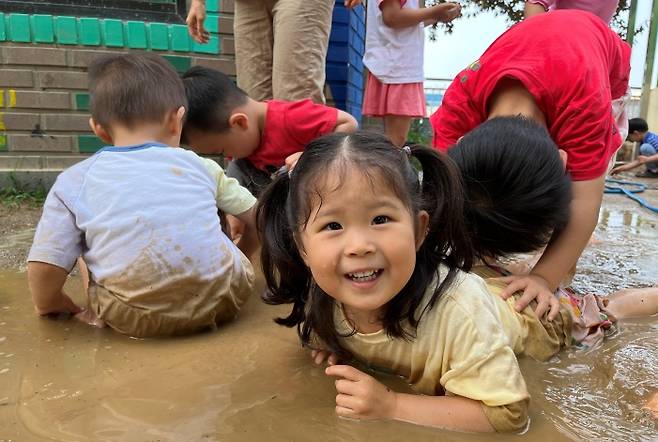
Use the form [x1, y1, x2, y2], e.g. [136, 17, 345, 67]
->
[0, 155, 87, 191]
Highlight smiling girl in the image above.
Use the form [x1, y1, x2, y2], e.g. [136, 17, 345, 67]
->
[257, 132, 658, 432]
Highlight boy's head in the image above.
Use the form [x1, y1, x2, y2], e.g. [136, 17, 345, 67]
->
[627, 117, 649, 143]
[88, 53, 187, 143]
[447, 116, 572, 259]
[181, 66, 259, 158]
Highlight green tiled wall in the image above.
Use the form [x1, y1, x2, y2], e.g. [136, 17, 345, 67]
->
[9, 14, 30, 42]
[55, 16, 78, 45]
[0, 14, 6, 40]
[1, 12, 221, 55]
[32, 15, 54, 43]
[162, 55, 192, 73]
[78, 135, 105, 153]
[75, 93, 90, 111]
[79, 18, 101, 46]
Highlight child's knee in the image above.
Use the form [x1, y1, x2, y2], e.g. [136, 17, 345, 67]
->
[639, 143, 657, 156]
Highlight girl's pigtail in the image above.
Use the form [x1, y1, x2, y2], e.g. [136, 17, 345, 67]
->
[409, 145, 474, 306]
[257, 172, 312, 328]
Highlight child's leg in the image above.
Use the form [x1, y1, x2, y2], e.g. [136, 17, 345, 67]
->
[605, 286, 658, 319]
[639, 143, 658, 173]
[383, 115, 413, 148]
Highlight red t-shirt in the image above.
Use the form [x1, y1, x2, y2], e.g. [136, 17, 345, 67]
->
[430, 10, 630, 181]
[248, 99, 338, 172]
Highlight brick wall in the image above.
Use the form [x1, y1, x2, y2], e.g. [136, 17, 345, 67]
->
[0, 2, 367, 189]
[0, 1, 235, 178]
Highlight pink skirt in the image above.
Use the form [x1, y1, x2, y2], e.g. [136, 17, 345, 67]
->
[362, 72, 426, 118]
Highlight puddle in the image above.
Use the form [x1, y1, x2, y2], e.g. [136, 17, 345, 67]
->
[0, 190, 656, 441]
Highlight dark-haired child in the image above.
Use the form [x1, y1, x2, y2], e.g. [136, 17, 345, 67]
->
[27, 53, 257, 338]
[430, 10, 631, 319]
[181, 66, 358, 196]
[257, 131, 658, 432]
[611, 117, 658, 177]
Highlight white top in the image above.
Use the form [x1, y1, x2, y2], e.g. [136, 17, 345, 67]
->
[28, 142, 256, 297]
[363, 0, 425, 84]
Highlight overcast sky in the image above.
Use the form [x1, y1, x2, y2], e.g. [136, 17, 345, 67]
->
[423, 0, 656, 88]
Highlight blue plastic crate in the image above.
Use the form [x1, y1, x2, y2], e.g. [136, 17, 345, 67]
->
[326, 1, 365, 122]
[329, 23, 349, 43]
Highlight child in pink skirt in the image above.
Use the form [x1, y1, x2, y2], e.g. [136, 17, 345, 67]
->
[362, 0, 461, 147]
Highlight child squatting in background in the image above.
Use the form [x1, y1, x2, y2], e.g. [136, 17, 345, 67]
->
[27, 53, 257, 338]
[257, 131, 658, 432]
[611, 117, 658, 178]
[180, 66, 358, 196]
[362, 0, 460, 147]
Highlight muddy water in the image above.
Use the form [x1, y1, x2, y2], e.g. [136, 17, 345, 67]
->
[1, 190, 657, 441]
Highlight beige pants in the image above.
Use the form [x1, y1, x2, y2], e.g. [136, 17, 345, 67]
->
[234, 0, 334, 103]
[88, 253, 255, 338]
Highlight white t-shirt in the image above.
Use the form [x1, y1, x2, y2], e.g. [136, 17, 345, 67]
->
[363, 0, 425, 84]
[28, 142, 256, 298]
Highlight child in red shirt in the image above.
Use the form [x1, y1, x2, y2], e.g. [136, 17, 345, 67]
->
[430, 10, 631, 319]
[181, 66, 358, 196]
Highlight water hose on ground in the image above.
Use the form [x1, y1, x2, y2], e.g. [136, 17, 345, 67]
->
[604, 178, 658, 214]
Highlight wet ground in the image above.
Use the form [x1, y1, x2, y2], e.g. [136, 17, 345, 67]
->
[0, 175, 657, 441]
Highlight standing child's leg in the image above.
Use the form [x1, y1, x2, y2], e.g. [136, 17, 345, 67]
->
[384, 115, 413, 147]
[605, 286, 658, 319]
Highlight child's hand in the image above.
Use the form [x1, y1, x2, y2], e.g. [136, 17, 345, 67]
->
[497, 274, 561, 321]
[186, 0, 210, 44]
[610, 159, 641, 174]
[429, 2, 461, 24]
[311, 349, 339, 366]
[36, 292, 82, 316]
[344, 0, 363, 8]
[325, 365, 397, 421]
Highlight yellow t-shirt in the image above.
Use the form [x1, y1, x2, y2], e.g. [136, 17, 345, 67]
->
[335, 267, 571, 432]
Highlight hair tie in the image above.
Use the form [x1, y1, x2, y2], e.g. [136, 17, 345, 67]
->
[402, 145, 412, 158]
[273, 165, 290, 179]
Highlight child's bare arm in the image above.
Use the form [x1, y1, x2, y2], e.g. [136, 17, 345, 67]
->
[500, 176, 605, 318]
[334, 110, 358, 133]
[610, 159, 643, 174]
[325, 365, 494, 432]
[380, 0, 460, 29]
[233, 206, 259, 258]
[28, 261, 82, 316]
[524, 1, 548, 18]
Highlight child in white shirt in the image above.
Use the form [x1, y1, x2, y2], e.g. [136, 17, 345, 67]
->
[28, 53, 258, 338]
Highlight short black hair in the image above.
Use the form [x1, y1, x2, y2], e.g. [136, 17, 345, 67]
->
[448, 116, 572, 259]
[181, 66, 249, 143]
[88, 53, 186, 130]
[628, 117, 649, 134]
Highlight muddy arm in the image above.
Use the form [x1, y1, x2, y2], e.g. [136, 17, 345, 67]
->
[27, 261, 82, 315]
